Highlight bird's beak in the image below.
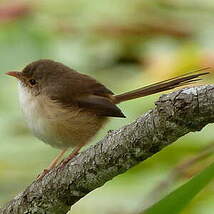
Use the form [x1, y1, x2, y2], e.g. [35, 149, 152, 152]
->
[6, 71, 22, 80]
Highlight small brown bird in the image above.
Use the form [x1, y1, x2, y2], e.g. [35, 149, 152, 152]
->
[6, 59, 209, 179]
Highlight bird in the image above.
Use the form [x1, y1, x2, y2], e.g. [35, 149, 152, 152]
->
[6, 59, 209, 179]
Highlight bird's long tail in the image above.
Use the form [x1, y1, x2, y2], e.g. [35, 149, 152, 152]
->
[114, 68, 210, 104]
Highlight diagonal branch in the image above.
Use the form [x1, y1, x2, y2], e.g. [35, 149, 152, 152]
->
[1, 85, 214, 214]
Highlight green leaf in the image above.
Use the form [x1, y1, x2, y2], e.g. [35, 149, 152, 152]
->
[144, 162, 214, 214]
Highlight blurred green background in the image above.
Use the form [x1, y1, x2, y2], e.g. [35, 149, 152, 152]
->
[0, 0, 214, 213]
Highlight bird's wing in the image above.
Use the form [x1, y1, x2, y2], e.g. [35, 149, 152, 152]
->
[48, 71, 125, 118]
[76, 94, 125, 118]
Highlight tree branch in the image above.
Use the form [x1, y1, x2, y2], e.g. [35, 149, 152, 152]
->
[1, 85, 214, 214]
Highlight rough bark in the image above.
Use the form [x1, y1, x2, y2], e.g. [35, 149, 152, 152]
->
[1, 85, 214, 214]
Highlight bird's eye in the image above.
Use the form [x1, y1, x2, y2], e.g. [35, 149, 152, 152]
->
[29, 79, 37, 86]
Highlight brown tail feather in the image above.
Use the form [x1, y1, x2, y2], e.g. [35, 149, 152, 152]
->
[114, 68, 210, 104]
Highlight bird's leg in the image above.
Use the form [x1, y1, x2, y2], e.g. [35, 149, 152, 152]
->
[60, 144, 84, 167]
[37, 148, 67, 180]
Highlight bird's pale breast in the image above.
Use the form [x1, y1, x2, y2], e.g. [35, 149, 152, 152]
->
[18, 84, 106, 149]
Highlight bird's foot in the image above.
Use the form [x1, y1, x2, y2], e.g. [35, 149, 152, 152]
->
[60, 151, 79, 168]
[36, 149, 68, 180]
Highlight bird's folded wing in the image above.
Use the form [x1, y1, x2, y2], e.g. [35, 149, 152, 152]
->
[76, 95, 125, 118]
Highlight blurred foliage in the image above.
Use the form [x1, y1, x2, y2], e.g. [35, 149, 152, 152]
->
[0, 0, 213, 214]
[144, 162, 214, 214]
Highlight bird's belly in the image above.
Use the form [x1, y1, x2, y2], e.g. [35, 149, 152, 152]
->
[26, 112, 105, 149]
[18, 87, 106, 149]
